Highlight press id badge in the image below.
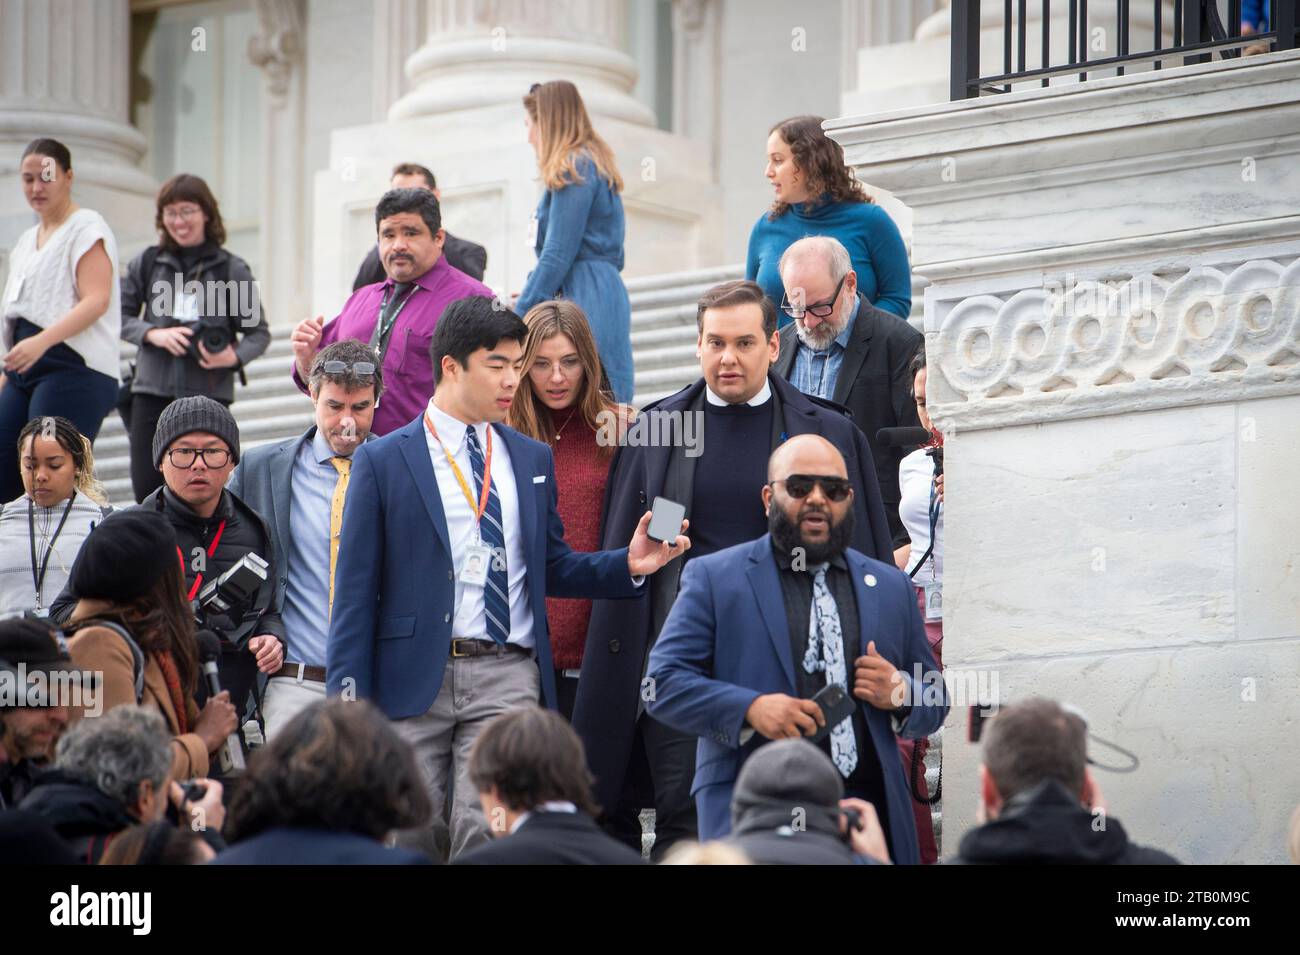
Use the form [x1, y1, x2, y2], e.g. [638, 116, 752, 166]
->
[924, 581, 943, 622]
[460, 541, 492, 586]
[174, 291, 200, 322]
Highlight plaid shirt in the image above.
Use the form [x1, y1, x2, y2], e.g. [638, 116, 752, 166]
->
[789, 298, 859, 400]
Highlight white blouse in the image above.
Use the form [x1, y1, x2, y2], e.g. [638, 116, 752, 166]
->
[899, 446, 943, 587]
[2, 208, 122, 381]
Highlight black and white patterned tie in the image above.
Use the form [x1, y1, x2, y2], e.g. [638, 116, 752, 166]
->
[804, 564, 857, 778]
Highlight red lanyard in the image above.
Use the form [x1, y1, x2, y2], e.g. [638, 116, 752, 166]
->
[176, 519, 227, 601]
[424, 412, 492, 523]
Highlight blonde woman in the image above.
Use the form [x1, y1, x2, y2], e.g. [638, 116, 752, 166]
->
[0, 416, 112, 616]
[508, 300, 630, 718]
[516, 81, 634, 403]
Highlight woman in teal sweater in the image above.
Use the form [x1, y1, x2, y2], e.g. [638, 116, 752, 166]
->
[746, 115, 912, 327]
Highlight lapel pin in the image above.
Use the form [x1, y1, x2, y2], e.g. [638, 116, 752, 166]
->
[864, 574, 877, 587]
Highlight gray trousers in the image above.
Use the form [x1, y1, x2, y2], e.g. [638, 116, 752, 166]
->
[392, 651, 541, 861]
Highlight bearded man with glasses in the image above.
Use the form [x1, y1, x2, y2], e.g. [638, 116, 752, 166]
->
[772, 235, 924, 548]
[645, 434, 947, 864]
[48, 396, 286, 755]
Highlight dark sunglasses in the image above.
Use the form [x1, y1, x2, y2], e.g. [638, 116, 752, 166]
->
[771, 474, 853, 502]
[320, 360, 376, 377]
[780, 274, 846, 320]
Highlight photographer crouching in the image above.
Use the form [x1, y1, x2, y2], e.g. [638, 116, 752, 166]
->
[50, 397, 284, 763]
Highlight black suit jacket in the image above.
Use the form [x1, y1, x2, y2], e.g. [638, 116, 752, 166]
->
[453, 811, 645, 865]
[772, 292, 923, 545]
[572, 372, 895, 819]
[353, 231, 488, 290]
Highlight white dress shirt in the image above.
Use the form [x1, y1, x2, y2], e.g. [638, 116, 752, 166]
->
[424, 399, 535, 648]
[704, 378, 772, 407]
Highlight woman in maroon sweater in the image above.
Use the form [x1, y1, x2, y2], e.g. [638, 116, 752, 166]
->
[509, 301, 630, 720]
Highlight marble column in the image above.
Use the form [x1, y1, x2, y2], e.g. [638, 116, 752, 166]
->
[0, 0, 155, 262]
[248, 0, 309, 327]
[310, 0, 722, 313]
[389, 0, 655, 126]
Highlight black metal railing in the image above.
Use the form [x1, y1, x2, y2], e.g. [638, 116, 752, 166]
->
[952, 0, 1299, 98]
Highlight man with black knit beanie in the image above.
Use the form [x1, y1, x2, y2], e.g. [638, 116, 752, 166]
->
[49, 396, 285, 747]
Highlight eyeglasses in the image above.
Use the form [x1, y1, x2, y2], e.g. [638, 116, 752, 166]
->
[770, 474, 853, 502]
[780, 274, 847, 320]
[166, 447, 230, 469]
[162, 205, 203, 222]
[320, 361, 376, 377]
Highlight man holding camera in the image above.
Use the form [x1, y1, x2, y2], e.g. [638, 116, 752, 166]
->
[645, 434, 946, 865]
[51, 397, 285, 734]
[229, 340, 380, 739]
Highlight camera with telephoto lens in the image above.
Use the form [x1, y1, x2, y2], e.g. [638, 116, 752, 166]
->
[196, 552, 269, 620]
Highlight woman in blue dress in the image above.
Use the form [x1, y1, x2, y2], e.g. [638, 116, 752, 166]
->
[516, 81, 634, 403]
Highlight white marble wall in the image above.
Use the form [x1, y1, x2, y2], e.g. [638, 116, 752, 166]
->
[832, 50, 1300, 863]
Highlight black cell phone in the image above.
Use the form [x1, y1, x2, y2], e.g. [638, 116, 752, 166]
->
[646, 496, 686, 544]
[810, 683, 855, 742]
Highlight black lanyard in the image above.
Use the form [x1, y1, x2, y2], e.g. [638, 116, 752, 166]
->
[370, 283, 417, 363]
[29, 491, 76, 609]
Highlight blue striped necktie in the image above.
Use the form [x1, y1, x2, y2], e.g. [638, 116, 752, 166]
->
[465, 426, 510, 645]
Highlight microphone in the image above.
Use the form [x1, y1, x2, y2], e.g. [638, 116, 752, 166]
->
[875, 426, 931, 449]
[196, 630, 244, 774]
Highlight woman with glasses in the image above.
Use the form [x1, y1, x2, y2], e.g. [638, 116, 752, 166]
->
[746, 115, 912, 327]
[507, 301, 631, 719]
[0, 139, 122, 504]
[0, 416, 112, 616]
[119, 174, 271, 502]
[515, 81, 635, 404]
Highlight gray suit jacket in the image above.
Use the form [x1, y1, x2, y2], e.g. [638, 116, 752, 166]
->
[226, 427, 374, 635]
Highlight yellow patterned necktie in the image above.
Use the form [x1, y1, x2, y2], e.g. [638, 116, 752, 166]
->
[328, 456, 352, 618]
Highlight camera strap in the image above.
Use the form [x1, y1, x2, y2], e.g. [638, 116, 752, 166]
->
[178, 519, 228, 601]
[908, 478, 942, 581]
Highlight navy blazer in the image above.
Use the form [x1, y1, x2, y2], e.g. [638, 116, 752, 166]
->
[645, 534, 947, 865]
[326, 414, 643, 719]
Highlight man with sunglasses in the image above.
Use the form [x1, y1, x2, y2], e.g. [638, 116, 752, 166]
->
[228, 340, 382, 739]
[575, 278, 895, 859]
[772, 236, 923, 546]
[49, 396, 286, 740]
[646, 434, 947, 863]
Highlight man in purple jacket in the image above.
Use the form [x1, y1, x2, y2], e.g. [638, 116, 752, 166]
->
[291, 188, 492, 436]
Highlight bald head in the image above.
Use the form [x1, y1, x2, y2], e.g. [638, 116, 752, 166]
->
[764, 435, 856, 563]
[778, 236, 857, 350]
[767, 434, 848, 483]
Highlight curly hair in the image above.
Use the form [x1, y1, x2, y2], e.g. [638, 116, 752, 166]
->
[768, 115, 871, 219]
[225, 699, 431, 843]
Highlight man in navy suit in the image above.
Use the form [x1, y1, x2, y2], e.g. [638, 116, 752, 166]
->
[327, 296, 690, 861]
[646, 434, 946, 864]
